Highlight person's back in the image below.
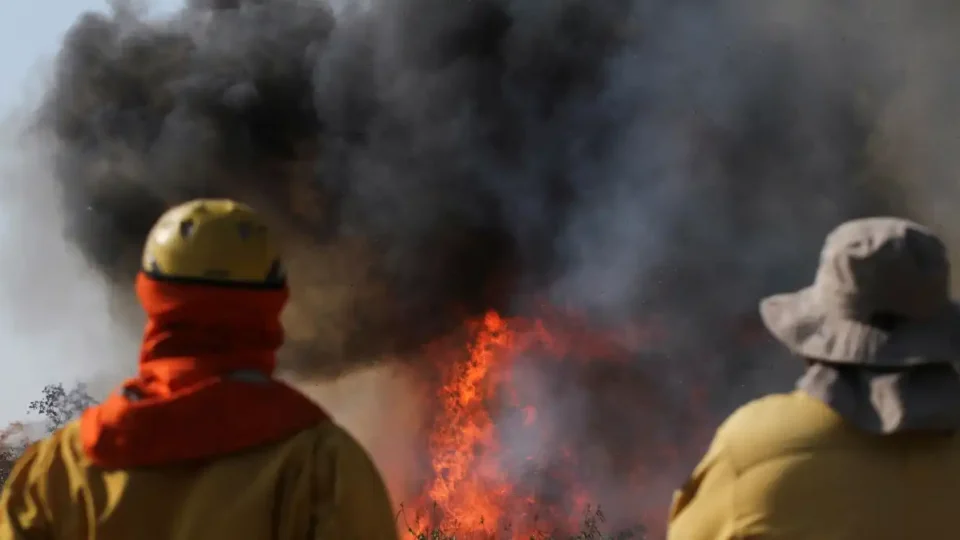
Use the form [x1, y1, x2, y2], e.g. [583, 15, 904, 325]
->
[0, 199, 399, 540]
[2, 420, 395, 539]
[668, 217, 960, 539]
[670, 389, 960, 539]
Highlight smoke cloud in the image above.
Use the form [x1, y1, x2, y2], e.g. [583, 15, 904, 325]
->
[36, 0, 895, 372]
[27, 0, 960, 533]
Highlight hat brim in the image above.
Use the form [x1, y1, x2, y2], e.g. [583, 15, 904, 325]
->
[760, 287, 960, 366]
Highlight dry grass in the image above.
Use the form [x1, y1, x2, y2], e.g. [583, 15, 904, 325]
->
[400, 503, 646, 540]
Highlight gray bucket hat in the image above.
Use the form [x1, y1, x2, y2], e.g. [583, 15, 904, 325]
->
[760, 217, 960, 366]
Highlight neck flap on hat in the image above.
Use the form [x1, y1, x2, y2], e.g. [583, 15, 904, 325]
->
[798, 361, 960, 434]
[80, 273, 328, 468]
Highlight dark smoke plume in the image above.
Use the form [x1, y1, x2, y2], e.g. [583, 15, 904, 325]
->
[38, 0, 899, 377]
[35, 0, 960, 531]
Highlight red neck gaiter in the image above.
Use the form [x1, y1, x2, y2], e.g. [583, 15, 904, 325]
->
[80, 273, 328, 468]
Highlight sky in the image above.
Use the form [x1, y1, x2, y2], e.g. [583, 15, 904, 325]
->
[0, 0, 183, 426]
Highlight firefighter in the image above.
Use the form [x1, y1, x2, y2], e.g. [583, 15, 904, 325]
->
[668, 217, 960, 539]
[0, 199, 399, 540]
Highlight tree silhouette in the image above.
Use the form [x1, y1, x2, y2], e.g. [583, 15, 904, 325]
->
[0, 383, 97, 488]
[28, 383, 98, 434]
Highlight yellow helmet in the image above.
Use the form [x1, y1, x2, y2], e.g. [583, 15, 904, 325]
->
[141, 199, 285, 286]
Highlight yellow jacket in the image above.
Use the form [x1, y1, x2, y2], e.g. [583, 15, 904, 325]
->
[668, 390, 960, 540]
[0, 419, 399, 540]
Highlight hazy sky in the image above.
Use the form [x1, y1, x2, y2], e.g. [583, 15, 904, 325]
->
[0, 0, 183, 425]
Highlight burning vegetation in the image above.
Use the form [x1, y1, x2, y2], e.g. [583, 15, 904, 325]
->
[408, 310, 653, 538]
[390, 308, 667, 538]
[26, 0, 960, 536]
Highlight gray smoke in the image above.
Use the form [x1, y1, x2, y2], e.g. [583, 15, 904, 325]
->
[37, 0, 886, 371]
[31, 0, 960, 534]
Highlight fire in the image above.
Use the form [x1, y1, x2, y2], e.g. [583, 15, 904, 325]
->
[409, 309, 646, 539]
[422, 311, 515, 535]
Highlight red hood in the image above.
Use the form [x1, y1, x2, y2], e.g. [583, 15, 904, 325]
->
[80, 273, 327, 468]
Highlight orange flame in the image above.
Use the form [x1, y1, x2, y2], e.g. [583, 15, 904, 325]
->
[424, 311, 513, 534]
[412, 309, 630, 538]
[406, 306, 717, 539]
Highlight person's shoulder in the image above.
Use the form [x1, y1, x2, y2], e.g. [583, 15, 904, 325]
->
[718, 391, 841, 436]
[22, 420, 81, 458]
[5, 420, 84, 482]
[314, 420, 374, 458]
[292, 420, 385, 486]
[714, 391, 849, 471]
[287, 419, 373, 458]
